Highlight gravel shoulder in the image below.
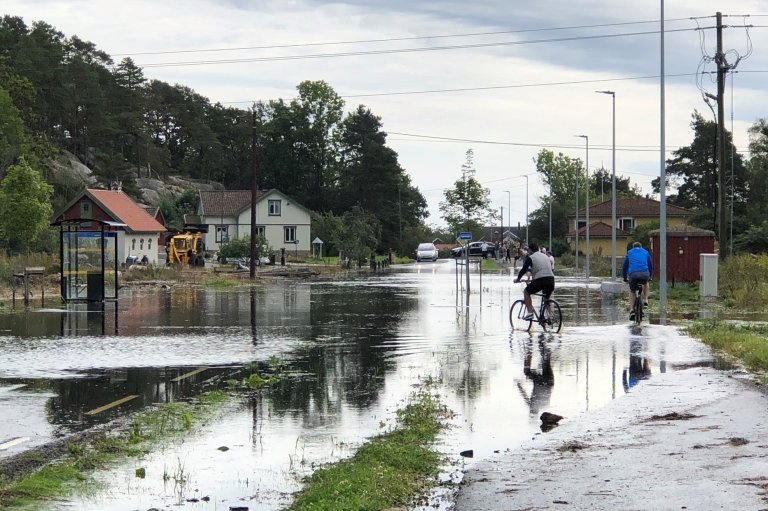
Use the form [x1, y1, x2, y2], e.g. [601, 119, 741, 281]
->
[455, 367, 768, 510]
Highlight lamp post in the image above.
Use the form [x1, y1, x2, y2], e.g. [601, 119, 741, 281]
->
[504, 190, 511, 240]
[523, 175, 529, 245]
[597, 90, 617, 281]
[548, 178, 552, 254]
[576, 135, 590, 279]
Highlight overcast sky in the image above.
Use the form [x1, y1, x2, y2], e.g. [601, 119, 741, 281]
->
[5, 0, 768, 230]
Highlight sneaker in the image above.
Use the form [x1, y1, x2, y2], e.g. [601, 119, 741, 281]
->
[643, 300, 649, 307]
[629, 310, 636, 321]
[522, 313, 534, 321]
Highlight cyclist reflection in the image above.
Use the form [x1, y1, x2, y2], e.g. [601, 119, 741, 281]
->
[622, 338, 652, 392]
[516, 335, 554, 422]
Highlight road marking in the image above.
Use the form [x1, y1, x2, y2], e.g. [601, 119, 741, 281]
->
[85, 395, 139, 416]
[0, 437, 30, 450]
[171, 368, 207, 382]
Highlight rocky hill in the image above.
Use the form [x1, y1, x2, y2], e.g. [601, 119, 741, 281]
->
[47, 151, 221, 208]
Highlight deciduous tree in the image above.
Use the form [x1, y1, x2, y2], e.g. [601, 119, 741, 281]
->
[0, 157, 53, 252]
[439, 149, 491, 237]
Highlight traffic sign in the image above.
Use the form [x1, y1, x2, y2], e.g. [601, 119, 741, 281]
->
[458, 232, 472, 241]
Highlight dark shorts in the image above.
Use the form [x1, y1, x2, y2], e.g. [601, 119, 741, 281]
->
[628, 271, 650, 292]
[525, 276, 555, 299]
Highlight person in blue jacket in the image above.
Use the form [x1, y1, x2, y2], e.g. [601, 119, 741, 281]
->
[622, 241, 653, 321]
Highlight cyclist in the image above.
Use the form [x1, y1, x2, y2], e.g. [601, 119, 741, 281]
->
[621, 241, 653, 321]
[513, 241, 555, 320]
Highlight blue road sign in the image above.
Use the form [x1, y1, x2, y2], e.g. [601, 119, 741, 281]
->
[458, 232, 473, 241]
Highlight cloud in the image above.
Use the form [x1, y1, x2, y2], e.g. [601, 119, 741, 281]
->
[6, 0, 768, 226]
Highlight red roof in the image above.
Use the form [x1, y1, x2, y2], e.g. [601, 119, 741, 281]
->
[570, 197, 692, 218]
[88, 189, 166, 233]
[569, 221, 630, 237]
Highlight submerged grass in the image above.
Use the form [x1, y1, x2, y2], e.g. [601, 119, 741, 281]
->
[288, 388, 447, 511]
[687, 320, 768, 381]
[0, 390, 231, 510]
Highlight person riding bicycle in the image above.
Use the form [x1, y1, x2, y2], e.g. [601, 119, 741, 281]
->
[513, 241, 555, 320]
[622, 241, 653, 321]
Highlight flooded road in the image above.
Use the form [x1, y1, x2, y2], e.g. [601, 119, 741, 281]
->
[0, 260, 719, 510]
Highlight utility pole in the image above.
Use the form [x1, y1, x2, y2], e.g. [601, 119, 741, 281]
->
[715, 12, 728, 260]
[250, 105, 258, 279]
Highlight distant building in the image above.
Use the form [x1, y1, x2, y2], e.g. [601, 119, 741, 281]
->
[193, 189, 311, 255]
[54, 186, 167, 265]
[566, 197, 692, 256]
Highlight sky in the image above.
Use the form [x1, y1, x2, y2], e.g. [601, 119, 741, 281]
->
[5, 0, 768, 230]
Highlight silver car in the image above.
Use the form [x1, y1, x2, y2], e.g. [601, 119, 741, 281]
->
[415, 243, 439, 262]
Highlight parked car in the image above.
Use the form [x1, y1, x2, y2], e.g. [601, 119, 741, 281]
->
[415, 243, 439, 262]
[451, 241, 497, 258]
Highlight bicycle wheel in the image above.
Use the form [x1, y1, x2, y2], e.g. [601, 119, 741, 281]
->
[510, 300, 532, 331]
[633, 292, 643, 325]
[542, 300, 563, 333]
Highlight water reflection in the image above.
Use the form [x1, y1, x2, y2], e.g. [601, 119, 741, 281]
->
[516, 334, 555, 418]
[0, 269, 724, 510]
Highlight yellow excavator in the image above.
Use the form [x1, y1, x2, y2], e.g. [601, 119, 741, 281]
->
[166, 230, 206, 269]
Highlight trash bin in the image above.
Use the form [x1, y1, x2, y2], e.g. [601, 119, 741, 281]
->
[269, 254, 276, 265]
[86, 271, 104, 302]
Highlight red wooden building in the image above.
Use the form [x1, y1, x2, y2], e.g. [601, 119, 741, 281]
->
[649, 225, 716, 283]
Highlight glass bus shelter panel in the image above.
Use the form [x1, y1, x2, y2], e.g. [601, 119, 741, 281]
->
[103, 233, 117, 299]
[61, 231, 118, 301]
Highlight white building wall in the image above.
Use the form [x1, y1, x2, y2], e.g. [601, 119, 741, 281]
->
[234, 192, 311, 253]
[123, 233, 161, 264]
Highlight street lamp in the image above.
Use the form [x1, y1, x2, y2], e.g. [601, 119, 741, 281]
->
[523, 175, 529, 245]
[597, 90, 617, 281]
[576, 135, 590, 279]
[504, 190, 511, 240]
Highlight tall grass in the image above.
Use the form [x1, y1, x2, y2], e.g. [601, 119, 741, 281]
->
[0, 253, 59, 282]
[719, 254, 768, 309]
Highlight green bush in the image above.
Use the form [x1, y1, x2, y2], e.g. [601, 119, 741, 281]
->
[217, 235, 271, 261]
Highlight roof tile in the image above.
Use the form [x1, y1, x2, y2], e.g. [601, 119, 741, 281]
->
[88, 189, 166, 233]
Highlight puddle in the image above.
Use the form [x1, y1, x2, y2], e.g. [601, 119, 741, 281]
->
[0, 262, 722, 509]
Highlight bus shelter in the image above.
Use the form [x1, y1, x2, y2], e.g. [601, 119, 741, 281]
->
[53, 219, 124, 302]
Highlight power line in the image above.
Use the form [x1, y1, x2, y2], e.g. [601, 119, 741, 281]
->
[388, 131, 751, 155]
[219, 72, 704, 104]
[388, 131, 680, 153]
[113, 17, 696, 57]
[138, 27, 702, 68]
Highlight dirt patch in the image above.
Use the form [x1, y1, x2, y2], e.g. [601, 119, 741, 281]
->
[556, 441, 589, 453]
[647, 412, 700, 421]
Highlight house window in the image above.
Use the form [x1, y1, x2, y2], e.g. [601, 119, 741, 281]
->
[140, 238, 144, 250]
[619, 217, 635, 232]
[216, 226, 229, 243]
[284, 226, 296, 243]
[80, 201, 91, 219]
[131, 239, 136, 251]
[575, 220, 587, 231]
[148, 239, 152, 250]
[269, 200, 282, 216]
[255, 226, 266, 237]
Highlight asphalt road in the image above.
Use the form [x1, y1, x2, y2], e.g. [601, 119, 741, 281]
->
[455, 365, 768, 510]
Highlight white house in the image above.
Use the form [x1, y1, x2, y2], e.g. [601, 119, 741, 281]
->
[195, 189, 311, 256]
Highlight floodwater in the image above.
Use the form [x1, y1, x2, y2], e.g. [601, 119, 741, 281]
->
[0, 260, 721, 510]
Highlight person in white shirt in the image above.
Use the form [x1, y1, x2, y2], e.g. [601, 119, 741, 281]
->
[513, 242, 555, 320]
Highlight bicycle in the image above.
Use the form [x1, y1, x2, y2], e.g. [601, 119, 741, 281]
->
[510, 292, 562, 333]
[630, 283, 644, 326]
